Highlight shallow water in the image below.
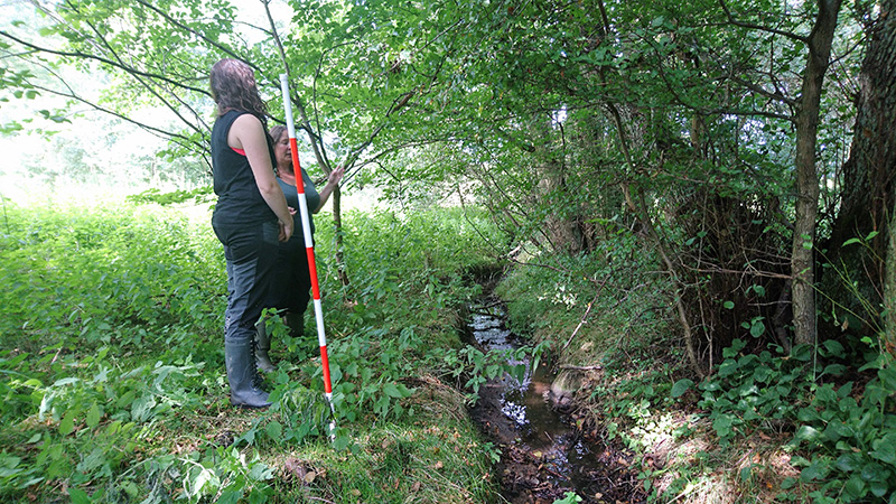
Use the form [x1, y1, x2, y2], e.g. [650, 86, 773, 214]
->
[467, 301, 607, 502]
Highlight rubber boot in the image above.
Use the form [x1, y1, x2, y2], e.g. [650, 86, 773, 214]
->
[225, 336, 272, 409]
[285, 312, 304, 339]
[254, 318, 277, 373]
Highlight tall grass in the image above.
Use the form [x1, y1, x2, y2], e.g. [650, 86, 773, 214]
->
[0, 198, 506, 502]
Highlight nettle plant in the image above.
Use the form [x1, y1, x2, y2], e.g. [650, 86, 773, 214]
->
[0, 346, 211, 496]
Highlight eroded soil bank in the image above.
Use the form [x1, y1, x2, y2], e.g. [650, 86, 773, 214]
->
[463, 295, 648, 504]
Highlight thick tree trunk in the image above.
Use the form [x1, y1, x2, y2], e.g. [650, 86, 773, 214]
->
[831, 0, 896, 338]
[791, 0, 843, 346]
[854, 0, 896, 355]
[888, 209, 896, 357]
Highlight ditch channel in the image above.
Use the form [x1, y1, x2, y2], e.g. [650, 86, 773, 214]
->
[462, 295, 647, 504]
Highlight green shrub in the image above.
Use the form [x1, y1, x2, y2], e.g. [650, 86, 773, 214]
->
[675, 338, 896, 503]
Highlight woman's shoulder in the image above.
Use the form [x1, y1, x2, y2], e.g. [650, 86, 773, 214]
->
[231, 111, 261, 127]
[228, 113, 266, 143]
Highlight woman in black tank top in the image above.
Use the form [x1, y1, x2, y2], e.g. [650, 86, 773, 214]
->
[209, 58, 293, 409]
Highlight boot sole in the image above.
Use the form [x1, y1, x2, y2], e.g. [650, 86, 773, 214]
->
[231, 401, 272, 409]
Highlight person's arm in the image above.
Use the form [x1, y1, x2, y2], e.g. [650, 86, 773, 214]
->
[229, 114, 293, 241]
[313, 165, 345, 214]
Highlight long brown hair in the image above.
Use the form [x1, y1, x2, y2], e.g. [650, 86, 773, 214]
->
[209, 58, 267, 125]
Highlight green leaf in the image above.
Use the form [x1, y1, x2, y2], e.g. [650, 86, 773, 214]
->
[800, 458, 830, 481]
[86, 402, 101, 429]
[815, 385, 838, 404]
[797, 407, 821, 422]
[248, 462, 274, 480]
[218, 489, 243, 504]
[869, 480, 889, 498]
[861, 463, 889, 483]
[266, 421, 283, 441]
[843, 474, 866, 499]
[790, 456, 811, 467]
[69, 488, 90, 504]
[712, 415, 734, 437]
[834, 453, 860, 472]
[192, 467, 217, 494]
[822, 364, 846, 376]
[842, 238, 861, 246]
[121, 482, 139, 497]
[836, 382, 854, 399]
[0, 455, 22, 478]
[749, 320, 765, 338]
[879, 367, 896, 390]
[723, 339, 746, 358]
[718, 359, 738, 377]
[822, 340, 845, 356]
[333, 432, 351, 451]
[723, 301, 734, 309]
[383, 383, 403, 398]
[859, 353, 884, 371]
[871, 434, 896, 464]
[59, 410, 75, 436]
[793, 425, 822, 443]
[865, 384, 889, 406]
[671, 379, 694, 398]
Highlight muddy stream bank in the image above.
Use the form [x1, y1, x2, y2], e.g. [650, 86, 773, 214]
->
[462, 296, 647, 504]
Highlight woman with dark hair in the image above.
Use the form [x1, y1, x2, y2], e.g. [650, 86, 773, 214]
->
[209, 58, 293, 409]
[253, 124, 344, 372]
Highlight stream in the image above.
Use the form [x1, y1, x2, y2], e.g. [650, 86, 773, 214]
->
[464, 297, 646, 504]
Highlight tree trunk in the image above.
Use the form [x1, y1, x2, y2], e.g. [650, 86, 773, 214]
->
[830, 0, 896, 338]
[854, 0, 896, 355]
[332, 187, 350, 286]
[791, 0, 843, 346]
[888, 208, 896, 357]
[542, 160, 584, 256]
[534, 118, 584, 255]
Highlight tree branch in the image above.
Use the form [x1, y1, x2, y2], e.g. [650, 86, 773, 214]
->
[0, 30, 209, 96]
[717, 0, 808, 43]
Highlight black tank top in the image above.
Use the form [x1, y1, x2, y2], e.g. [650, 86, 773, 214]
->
[211, 110, 277, 225]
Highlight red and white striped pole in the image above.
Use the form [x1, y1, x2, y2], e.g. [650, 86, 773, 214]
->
[279, 73, 336, 436]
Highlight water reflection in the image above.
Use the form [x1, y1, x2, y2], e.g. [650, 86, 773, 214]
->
[469, 305, 604, 497]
